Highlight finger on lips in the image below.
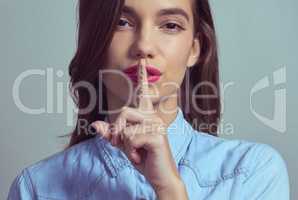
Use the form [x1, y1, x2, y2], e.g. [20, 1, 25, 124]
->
[137, 58, 154, 113]
[109, 58, 155, 158]
[92, 59, 157, 153]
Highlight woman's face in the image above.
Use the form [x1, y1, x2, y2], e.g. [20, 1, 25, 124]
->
[103, 0, 200, 109]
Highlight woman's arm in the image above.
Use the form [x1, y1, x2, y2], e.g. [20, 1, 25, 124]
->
[241, 144, 290, 199]
[155, 178, 189, 200]
[7, 169, 35, 200]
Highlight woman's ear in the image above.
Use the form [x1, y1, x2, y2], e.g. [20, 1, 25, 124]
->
[186, 37, 200, 68]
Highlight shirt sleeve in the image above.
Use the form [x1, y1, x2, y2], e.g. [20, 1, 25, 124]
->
[7, 169, 35, 200]
[242, 144, 290, 200]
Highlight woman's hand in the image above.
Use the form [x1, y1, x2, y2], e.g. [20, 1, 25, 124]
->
[91, 106, 184, 194]
[91, 59, 188, 199]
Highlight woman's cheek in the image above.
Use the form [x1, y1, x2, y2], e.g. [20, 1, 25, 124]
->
[107, 36, 132, 65]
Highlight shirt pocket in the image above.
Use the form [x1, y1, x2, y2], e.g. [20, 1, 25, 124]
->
[179, 158, 249, 187]
[179, 159, 250, 199]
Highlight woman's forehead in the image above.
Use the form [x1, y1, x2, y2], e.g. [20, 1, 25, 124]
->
[122, 0, 194, 23]
[123, 0, 194, 15]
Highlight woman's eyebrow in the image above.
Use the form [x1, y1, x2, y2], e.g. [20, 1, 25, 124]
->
[157, 8, 190, 22]
[122, 6, 190, 22]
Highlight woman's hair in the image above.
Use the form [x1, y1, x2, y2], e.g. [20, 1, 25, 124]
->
[66, 0, 221, 147]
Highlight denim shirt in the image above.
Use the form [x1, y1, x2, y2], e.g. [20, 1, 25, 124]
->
[7, 107, 290, 200]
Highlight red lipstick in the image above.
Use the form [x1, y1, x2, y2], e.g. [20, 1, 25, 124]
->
[123, 64, 161, 84]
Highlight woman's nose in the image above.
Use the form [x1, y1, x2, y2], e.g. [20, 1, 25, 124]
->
[129, 27, 156, 59]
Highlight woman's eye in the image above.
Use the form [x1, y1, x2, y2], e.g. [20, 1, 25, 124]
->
[117, 18, 131, 28]
[162, 22, 184, 32]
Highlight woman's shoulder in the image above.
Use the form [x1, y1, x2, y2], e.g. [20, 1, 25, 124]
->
[180, 131, 289, 188]
[8, 136, 106, 199]
[26, 136, 100, 174]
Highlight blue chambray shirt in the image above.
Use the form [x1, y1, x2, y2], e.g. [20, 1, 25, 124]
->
[7, 107, 290, 200]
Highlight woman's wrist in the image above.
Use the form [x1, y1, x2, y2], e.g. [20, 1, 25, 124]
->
[154, 178, 188, 200]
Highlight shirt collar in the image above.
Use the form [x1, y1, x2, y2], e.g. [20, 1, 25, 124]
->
[166, 106, 193, 165]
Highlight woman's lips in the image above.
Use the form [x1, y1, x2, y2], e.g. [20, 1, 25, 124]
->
[123, 64, 161, 84]
[127, 74, 161, 83]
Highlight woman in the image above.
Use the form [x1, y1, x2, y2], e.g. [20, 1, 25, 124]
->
[8, 0, 289, 199]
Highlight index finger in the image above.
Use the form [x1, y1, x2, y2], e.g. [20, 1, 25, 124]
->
[137, 58, 154, 113]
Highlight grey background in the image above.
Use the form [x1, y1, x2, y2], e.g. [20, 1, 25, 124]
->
[0, 0, 297, 199]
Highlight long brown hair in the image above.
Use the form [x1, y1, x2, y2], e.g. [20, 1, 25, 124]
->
[67, 0, 221, 147]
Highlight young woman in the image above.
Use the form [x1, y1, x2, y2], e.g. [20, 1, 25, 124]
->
[8, 0, 289, 199]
